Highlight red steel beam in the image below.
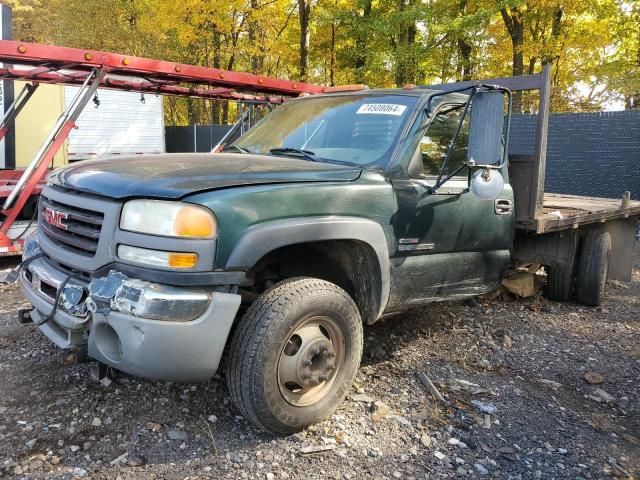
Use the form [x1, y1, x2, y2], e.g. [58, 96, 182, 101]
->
[0, 170, 46, 200]
[0, 68, 287, 103]
[0, 40, 325, 95]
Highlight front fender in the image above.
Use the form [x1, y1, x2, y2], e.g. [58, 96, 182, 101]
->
[225, 216, 391, 319]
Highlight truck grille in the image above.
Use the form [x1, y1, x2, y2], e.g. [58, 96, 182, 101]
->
[39, 194, 104, 256]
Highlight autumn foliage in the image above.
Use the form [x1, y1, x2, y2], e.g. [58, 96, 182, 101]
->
[8, 0, 639, 123]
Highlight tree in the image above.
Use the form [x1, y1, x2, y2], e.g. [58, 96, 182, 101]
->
[457, 0, 474, 80]
[499, 1, 525, 111]
[389, 0, 420, 86]
[298, 0, 313, 80]
[354, 0, 372, 83]
[7, 0, 634, 116]
[608, 2, 639, 109]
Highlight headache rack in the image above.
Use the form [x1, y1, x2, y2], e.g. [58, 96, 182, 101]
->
[0, 39, 364, 255]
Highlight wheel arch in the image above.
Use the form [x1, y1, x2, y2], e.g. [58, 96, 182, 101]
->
[225, 217, 390, 323]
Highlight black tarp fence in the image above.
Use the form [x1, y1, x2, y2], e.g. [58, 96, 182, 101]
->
[509, 110, 640, 200]
[165, 125, 232, 153]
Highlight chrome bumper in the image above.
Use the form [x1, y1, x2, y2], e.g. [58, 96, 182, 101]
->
[20, 256, 241, 381]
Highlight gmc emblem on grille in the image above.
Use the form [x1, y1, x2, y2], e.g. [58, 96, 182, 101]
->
[44, 207, 68, 230]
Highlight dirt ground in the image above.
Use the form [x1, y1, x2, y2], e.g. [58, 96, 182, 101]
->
[0, 246, 638, 480]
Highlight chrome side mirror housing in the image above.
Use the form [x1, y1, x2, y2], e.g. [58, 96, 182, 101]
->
[470, 167, 504, 200]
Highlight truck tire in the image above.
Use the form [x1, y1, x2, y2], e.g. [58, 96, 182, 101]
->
[575, 231, 611, 307]
[227, 277, 363, 434]
[547, 264, 574, 302]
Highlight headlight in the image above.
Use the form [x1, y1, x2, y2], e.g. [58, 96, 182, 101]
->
[120, 200, 217, 238]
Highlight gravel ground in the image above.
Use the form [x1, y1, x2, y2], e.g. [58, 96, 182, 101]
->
[0, 246, 638, 479]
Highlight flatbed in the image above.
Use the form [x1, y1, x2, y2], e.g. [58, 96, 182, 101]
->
[536, 193, 640, 233]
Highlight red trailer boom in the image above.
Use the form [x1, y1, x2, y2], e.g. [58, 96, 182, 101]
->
[0, 40, 364, 255]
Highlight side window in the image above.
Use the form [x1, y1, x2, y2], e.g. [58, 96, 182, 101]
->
[419, 105, 469, 178]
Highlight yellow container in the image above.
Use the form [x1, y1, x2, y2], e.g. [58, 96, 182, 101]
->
[14, 82, 67, 168]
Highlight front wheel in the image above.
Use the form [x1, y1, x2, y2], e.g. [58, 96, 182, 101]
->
[226, 277, 363, 434]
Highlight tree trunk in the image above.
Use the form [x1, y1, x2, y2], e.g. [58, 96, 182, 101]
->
[406, 13, 417, 83]
[501, 7, 524, 112]
[222, 54, 236, 125]
[187, 97, 198, 125]
[126, 0, 137, 27]
[394, 0, 417, 86]
[330, 20, 336, 86]
[248, 0, 264, 73]
[222, 102, 230, 125]
[456, 0, 473, 81]
[211, 28, 222, 124]
[457, 38, 473, 80]
[551, 4, 563, 37]
[354, 0, 372, 84]
[541, 3, 563, 65]
[298, 0, 312, 81]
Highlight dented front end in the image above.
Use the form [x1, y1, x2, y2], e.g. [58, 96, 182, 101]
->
[66, 270, 212, 322]
[19, 237, 241, 381]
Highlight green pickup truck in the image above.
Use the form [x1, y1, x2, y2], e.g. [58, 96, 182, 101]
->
[17, 68, 640, 434]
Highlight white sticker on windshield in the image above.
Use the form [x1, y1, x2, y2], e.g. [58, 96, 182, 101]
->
[356, 103, 407, 116]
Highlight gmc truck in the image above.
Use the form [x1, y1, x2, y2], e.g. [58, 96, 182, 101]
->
[15, 67, 640, 434]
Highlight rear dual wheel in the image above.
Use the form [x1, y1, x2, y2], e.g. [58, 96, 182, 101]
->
[575, 231, 611, 306]
[547, 264, 574, 302]
[227, 277, 363, 434]
[546, 230, 611, 306]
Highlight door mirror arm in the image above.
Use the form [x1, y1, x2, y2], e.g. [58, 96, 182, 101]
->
[434, 91, 475, 189]
[418, 84, 511, 195]
[466, 159, 506, 170]
[435, 85, 511, 196]
[430, 162, 469, 193]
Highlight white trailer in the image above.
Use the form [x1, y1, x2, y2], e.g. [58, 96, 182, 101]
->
[65, 87, 164, 162]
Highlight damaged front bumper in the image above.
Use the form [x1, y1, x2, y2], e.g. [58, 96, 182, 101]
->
[19, 249, 241, 382]
[78, 270, 212, 322]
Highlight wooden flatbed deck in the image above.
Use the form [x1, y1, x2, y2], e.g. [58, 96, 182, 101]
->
[529, 193, 640, 233]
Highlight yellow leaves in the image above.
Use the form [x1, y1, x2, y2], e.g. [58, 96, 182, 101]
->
[8, 0, 635, 112]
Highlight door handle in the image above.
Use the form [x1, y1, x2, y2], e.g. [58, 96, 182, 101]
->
[495, 199, 513, 215]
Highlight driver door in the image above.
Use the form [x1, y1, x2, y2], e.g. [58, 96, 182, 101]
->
[388, 102, 514, 309]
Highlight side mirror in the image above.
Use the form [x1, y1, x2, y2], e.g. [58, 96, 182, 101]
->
[467, 91, 505, 167]
[470, 168, 504, 200]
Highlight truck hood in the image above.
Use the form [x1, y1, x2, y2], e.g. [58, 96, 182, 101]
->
[48, 153, 362, 199]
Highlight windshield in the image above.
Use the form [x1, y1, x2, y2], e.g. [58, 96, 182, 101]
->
[231, 94, 418, 167]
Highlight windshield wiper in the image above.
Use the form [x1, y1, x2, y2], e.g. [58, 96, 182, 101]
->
[222, 145, 251, 154]
[269, 147, 319, 162]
